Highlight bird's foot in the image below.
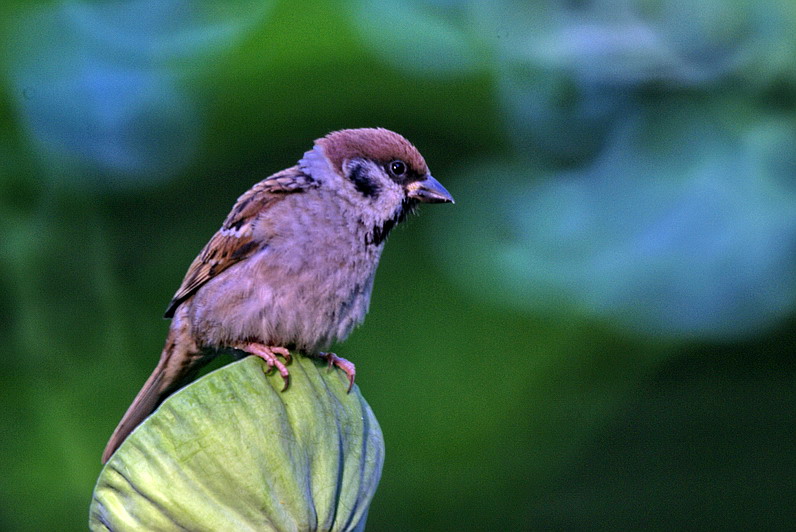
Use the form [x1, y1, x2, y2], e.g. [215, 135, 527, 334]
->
[319, 352, 356, 393]
[238, 343, 291, 391]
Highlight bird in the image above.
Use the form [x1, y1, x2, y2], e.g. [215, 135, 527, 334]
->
[101, 128, 454, 463]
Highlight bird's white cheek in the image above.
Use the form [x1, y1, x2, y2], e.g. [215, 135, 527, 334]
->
[337, 159, 406, 224]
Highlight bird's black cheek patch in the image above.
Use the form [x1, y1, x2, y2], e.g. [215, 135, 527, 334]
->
[348, 161, 380, 198]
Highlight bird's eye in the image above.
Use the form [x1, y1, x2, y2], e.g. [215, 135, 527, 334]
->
[388, 160, 407, 177]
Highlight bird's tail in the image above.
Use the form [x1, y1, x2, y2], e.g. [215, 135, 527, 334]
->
[101, 314, 210, 463]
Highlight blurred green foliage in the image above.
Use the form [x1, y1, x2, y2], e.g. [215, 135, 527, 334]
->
[1, 0, 794, 530]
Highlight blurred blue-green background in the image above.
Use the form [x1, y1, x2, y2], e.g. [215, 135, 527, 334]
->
[1, 1, 794, 529]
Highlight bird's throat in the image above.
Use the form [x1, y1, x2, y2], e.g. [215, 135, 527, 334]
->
[365, 199, 415, 246]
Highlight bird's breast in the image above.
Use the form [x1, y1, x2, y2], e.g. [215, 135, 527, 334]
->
[188, 192, 385, 352]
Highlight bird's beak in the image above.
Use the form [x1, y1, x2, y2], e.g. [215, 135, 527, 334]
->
[406, 175, 455, 204]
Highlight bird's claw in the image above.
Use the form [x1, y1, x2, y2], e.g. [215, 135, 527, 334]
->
[319, 352, 356, 393]
[240, 343, 292, 391]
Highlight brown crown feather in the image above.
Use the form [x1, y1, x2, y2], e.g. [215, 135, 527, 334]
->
[317, 128, 428, 177]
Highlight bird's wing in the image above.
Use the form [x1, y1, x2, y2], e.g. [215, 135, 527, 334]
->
[164, 167, 317, 318]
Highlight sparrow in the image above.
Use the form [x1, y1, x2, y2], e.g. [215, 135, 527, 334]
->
[102, 128, 453, 463]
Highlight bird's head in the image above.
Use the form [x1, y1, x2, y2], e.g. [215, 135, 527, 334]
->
[300, 128, 453, 244]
